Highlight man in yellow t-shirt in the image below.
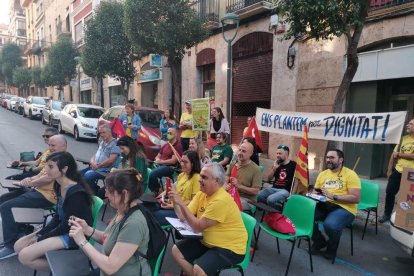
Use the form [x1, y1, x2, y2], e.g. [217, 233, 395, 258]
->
[171, 162, 247, 276]
[312, 149, 361, 261]
[380, 118, 414, 223]
[179, 100, 198, 151]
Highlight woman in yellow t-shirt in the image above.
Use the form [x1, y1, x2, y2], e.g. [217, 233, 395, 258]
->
[150, 150, 201, 225]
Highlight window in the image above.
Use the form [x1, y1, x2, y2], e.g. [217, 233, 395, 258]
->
[75, 22, 83, 45]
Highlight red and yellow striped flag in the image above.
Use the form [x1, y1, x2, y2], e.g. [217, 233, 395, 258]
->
[294, 125, 309, 187]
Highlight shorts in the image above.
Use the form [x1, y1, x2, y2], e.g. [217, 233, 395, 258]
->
[59, 234, 71, 249]
[176, 239, 244, 275]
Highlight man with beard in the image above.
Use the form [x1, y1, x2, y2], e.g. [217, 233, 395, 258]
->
[257, 144, 296, 209]
[311, 149, 361, 260]
[210, 133, 233, 169]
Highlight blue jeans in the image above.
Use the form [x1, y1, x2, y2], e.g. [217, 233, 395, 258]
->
[148, 166, 175, 193]
[312, 202, 355, 253]
[0, 189, 53, 248]
[80, 167, 109, 194]
[257, 188, 290, 209]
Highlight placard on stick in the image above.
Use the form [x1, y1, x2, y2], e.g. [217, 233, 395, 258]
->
[395, 167, 414, 231]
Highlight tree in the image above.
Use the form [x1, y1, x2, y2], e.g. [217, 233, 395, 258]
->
[0, 43, 23, 90]
[31, 67, 45, 89]
[276, 0, 371, 113]
[46, 37, 77, 94]
[12, 67, 31, 96]
[83, 1, 136, 103]
[124, 0, 209, 114]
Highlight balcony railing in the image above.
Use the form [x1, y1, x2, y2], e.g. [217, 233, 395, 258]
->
[226, 0, 271, 13]
[192, 0, 219, 23]
[370, 0, 414, 10]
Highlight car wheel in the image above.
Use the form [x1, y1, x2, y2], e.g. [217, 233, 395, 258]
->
[49, 117, 53, 127]
[58, 122, 64, 134]
[23, 109, 26, 117]
[74, 126, 80, 141]
[29, 110, 34, 120]
[41, 115, 46, 125]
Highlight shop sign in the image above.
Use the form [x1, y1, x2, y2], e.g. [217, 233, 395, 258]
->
[137, 68, 162, 83]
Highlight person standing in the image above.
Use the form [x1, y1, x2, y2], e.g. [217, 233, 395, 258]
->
[160, 109, 177, 141]
[380, 118, 414, 223]
[311, 149, 361, 260]
[207, 107, 230, 149]
[257, 144, 296, 209]
[119, 103, 141, 140]
[179, 100, 198, 151]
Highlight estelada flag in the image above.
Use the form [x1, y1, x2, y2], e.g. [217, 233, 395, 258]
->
[243, 117, 263, 151]
[108, 117, 126, 139]
[294, 125, 309, 187]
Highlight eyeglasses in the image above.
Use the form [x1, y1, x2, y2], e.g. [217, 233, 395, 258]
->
[42, 135, 51, 138]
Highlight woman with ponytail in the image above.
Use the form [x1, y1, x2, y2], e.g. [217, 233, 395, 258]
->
[14, 152, 93, 273]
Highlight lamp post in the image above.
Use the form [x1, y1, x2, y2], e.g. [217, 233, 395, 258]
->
[74, 56, 81, 103]
[221, 12, 240, 143]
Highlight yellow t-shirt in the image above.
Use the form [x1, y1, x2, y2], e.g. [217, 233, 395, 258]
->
[126, 116, 132, 137]
[394, 135, 414, 173]
[188, 188, 247, 255]
[314, 167, 361, 215]
[176, 172, 200, 203]
[35, 168, 57, 204]
[37, 149, 51, 170]
[180, 112, 198, 138]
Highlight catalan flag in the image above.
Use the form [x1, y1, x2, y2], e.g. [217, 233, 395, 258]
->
[294, 125, 309, 188]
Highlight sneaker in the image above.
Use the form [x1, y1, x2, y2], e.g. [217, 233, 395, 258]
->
[311, 240, 327, 252]
[379, 214, 390, 223]
[0, 247, 16, 260]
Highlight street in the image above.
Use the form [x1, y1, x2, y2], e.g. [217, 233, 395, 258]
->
[0, 107, 412, 276]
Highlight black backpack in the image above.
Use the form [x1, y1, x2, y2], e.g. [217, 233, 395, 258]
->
[118, 204, 167, 260]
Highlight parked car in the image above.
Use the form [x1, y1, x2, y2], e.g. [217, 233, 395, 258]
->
[15, 97, 26, 115]
[59, 103, 104, 140]
[97, 105, 163, 160]
[2, 94, 12, 108]
[7, 96, 19, 111]
[390, 212, 414, 257]
[42, 99, 69, 127]
[23, 96, 47, 119]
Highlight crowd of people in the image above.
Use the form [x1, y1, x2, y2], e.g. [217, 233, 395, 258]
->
[0, 99, 413, 275]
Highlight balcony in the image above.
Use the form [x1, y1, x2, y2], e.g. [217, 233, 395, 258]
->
[32, 41, 42, 55]
[368, 0, 414, 19]
[226, 0, 273, 19]
[56, 21, 71, 39]
[192, 0, 220, 30]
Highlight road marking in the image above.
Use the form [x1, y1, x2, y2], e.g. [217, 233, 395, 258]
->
[335, 258, 376, 275]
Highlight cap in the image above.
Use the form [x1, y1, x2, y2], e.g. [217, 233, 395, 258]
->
[185, 100, 191, 105]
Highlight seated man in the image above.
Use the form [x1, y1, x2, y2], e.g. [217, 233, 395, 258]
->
[81, 124, 120, 194]
[148, 128, 183, 193]
[257, 144, 296, 209]
[226, 140, 262, 211]
[210, 133, 233, 169]
[6, 127, 58, 180]
[0, 135, 67, 259]
[312, 149, 361, 260]
[171, 162, 247, 276]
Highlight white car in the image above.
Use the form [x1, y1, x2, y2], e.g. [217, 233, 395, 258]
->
[59, 103, 104, 140]
[390, 212, 414, 257]
[23, 96, 47, 120]
[7, 96, 19, 111]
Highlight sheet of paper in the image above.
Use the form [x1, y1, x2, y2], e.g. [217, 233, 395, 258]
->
[166, 217, 202, 237]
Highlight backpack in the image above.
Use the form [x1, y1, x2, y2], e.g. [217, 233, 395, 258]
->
[263, 212, 296, 235]
[118, 204, 167, 260]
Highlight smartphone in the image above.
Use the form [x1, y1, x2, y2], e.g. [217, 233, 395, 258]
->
[128, 123, 132, 126]
[315, 188, 322, 194]
[164, 178, 172, 200]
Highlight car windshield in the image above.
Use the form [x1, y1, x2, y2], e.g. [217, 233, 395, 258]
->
[11, 97, 18, 101]
[52, 101, 65, 111]
[32, 97, 46, 105]
[137, 110, 163, 128]
[78, 107, 104, 118]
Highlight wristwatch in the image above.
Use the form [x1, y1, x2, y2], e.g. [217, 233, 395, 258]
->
[333, 195, 338, 201]
[79, 239, 88, 249]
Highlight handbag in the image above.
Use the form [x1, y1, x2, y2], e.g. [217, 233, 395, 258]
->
[263, 212, 296, 235]
[228, 164, 243, 211]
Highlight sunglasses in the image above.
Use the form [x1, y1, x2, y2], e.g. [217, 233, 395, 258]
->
[277, 144, 289, 151]
[42, 135, 51, 138]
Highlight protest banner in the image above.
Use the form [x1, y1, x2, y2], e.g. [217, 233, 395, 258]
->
[191, 98, 210, 131]
[256, 108, 406, 144]
[395, 167, 414, 231]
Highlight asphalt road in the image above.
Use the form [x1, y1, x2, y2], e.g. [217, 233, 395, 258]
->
[0, 107, 412, 276]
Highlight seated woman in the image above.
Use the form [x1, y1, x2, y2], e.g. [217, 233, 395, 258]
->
[14, 152, 93, 273]
[69, 170, 151, 276]
[188, 137, 210, 168]
[147, 150, 201, 226]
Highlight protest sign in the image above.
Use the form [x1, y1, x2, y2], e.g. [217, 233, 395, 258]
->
[395, 168, 414, 231]
[191, 98, 210, 131]
[256, 108, 406, 144]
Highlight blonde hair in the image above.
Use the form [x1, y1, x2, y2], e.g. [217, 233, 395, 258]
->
[190, 138, 206, 160]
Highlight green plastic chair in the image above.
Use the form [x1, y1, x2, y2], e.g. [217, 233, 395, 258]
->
[144, 167, 152, 194]
[151, 246, 166, 276]
[253, 195, 316, 276]
[217, 212, 256, 276]
[357, 179, 380, 240]
[89, 196, 104, 246]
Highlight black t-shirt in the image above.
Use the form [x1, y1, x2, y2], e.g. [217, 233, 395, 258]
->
[272, 161, 297, 192]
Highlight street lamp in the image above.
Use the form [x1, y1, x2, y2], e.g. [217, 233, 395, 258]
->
[221, 12, 240, 143]
[74, 56, 81, 103]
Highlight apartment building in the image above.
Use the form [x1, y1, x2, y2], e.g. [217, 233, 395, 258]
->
[0, 24, 10, 93]
[8, 0, 26, 49]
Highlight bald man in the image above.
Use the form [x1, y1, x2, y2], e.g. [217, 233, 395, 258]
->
[0, 135, 68, 259]
[225, 140, 262, 211]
